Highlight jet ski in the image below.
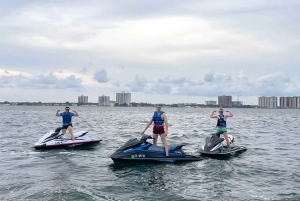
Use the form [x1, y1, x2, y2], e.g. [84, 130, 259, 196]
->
[110, 134, 203, 163]
[34, 127, 101, 150]
[198, 132, 247, 158]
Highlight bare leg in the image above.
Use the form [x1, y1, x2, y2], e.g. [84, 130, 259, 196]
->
[62, 129, 67, 134]
[153, 134, 158, 145]
[67, 126, 75, 141]
[160, 133, 169, 156]
[223, 132, 231, 150]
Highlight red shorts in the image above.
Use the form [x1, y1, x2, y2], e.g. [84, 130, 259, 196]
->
[153, 125, 165, 134]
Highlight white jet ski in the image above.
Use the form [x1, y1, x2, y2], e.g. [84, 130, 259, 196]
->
[34, 127, 101, 150]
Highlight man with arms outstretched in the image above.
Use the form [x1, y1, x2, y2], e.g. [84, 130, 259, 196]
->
[56, 107, 79, 141]
[141, 105, 169, 156]
[210, 108, 234, 150]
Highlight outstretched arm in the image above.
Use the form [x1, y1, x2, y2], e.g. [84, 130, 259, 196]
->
[140, 117, 153, 134]
[56, 110, 60, 117]
[225, 110, 234, 117]
[210, 111, 217, 118]
[73, 110, 79, 117]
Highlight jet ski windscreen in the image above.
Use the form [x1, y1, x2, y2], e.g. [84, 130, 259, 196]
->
[116, 138, 143, 151]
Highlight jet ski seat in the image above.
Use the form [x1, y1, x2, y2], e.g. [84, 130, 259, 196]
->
[148, 143, 184, 152]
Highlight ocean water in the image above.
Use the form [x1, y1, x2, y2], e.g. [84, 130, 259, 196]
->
[0, 106, 299, 201]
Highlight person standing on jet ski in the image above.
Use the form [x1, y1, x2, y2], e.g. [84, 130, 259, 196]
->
[140, 105, 169, 156]
[56, 107, 79, 141]
[210, 108, 234, 150]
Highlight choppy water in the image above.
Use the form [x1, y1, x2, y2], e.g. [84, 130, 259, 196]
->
[0, 106, 299, 201]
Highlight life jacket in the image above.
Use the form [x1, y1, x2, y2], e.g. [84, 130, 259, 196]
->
[216, 115, 226, 127]
[153, 111, 165, 126]
[61, 112, 74, 125]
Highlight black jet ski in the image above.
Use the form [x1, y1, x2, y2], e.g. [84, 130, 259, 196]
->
[110, 134, 202, 163]
[198, 132, 247, 158]
[34, 127, 101, 150]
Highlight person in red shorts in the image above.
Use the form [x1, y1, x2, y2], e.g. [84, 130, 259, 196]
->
[140, 105, 169, 156]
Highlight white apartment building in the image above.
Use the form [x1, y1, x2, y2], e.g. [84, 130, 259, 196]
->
[258, 96, 277, 108]
[116, 91, 131, 105]
[78, 95, 88, 103]
[218, 95, 232, 108]
[98, 95, 110, 106]
[279, 96, 300, 108]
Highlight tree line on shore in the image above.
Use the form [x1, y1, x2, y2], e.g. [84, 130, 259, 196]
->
[0, 101, 252, 108]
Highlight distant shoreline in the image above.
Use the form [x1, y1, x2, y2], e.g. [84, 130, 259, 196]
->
[0, 103, 299, 109]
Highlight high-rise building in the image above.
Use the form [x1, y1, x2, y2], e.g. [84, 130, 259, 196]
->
[98, 95, 110, 106]
[78, 95, 88, 103]
[258, 96, 277, 108]
[116, 91, 131, 105]
[279, 96, 300, 108]
[205, 100, 217, 105]
[218, 95, 232, 108]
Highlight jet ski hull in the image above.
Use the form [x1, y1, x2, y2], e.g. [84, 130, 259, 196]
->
[34, 139, 101, 150]
[198, 146, 247, 159]
[34, 128, 101, 150]
[111, 152, 202, 163]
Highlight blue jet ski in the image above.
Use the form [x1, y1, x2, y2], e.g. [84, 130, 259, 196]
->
[110, 134, 202, 163]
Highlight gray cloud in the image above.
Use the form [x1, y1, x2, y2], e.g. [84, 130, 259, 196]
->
[204, 73, 214, 82]
[125, 75, 147, 92]
[122, 71, 300, 97]
[79, 67, 88, 74]
[0, 73, 83, 89]
[93, 69, 108, 83]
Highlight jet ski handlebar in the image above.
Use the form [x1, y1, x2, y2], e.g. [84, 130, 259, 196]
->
[214, 132, 225, 137]
[55, 127, 62, 133]
[140, 134, 153, 143]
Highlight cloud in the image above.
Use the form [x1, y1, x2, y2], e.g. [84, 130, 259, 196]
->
[93, 69, 108, 83]
[79, 67, 88, 74]
[0, 72, 83, 89]
[122, 71, 300, 97]
[150, 79, 172, 94]
[204, 72, 214, 82]
[125, 75, 147, 92]
[1, 1, 300, 103]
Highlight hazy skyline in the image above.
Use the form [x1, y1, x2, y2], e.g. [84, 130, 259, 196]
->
[1, 0, 300, 104]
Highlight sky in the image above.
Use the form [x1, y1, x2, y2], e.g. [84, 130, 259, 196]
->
[0, 0, 300, 104]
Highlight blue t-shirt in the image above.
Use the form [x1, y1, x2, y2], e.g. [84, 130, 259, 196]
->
[60, 112, 74, 125]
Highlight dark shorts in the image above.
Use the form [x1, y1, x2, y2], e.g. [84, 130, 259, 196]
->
[62, 124, 73, 129]
[153, 125, 165, 134]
